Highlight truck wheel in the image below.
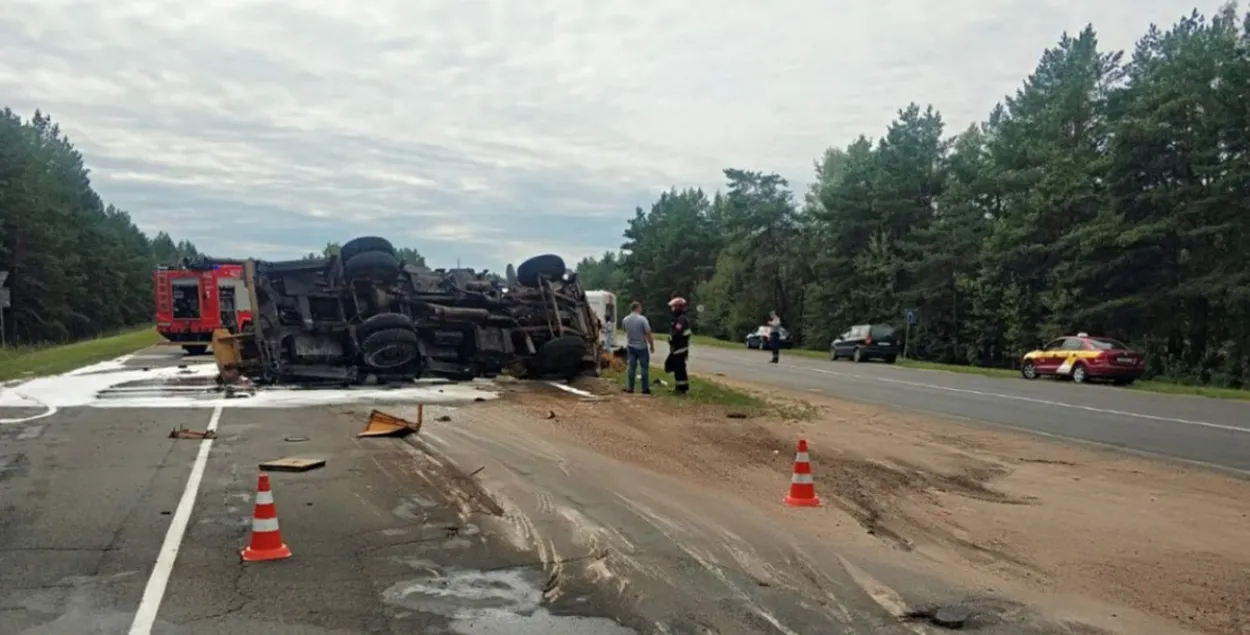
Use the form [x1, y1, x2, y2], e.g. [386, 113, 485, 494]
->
[533, 335, 588, 376]
[183, 345, 208, 356]
[356, 312, 413, 341]
[359, 329, 421, 369]
[340, 236, 395, 262]
[344, 251, 400, 284]
[516, 254, 566, 287]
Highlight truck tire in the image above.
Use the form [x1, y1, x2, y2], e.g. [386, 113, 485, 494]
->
[516, 254, 566, 287]
[340, 236, 395, 263]
[344, 251, 400, 284]
[356, 312, 413, 341]
[532, 335, 589, 376]
[183, 345, 208, 356]
[359, 328, 421, 369]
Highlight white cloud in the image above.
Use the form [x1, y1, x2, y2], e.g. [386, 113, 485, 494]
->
[0, 0, 1214, 272]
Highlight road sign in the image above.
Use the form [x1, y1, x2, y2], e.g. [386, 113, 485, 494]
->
[904, 309, 918, 325]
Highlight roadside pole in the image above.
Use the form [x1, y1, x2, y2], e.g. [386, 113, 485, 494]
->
[0, 271, 10, 348]
[903, 308, 917, 360]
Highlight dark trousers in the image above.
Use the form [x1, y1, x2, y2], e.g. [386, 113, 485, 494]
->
[666, 352, 689, 393]
[769, 332, 781, 362]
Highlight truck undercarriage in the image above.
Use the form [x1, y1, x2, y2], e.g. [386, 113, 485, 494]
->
[212, 237, 603, 385]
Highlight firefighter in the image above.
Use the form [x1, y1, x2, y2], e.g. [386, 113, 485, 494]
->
[664, 297, 691, 394]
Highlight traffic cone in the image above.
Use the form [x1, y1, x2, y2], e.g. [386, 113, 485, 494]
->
[241, 473, 292, 562]
[784, 439, 822, 507]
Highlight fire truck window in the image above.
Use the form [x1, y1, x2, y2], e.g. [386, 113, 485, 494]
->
[218, 279, 251, 311]
[171, 280, 200, 319]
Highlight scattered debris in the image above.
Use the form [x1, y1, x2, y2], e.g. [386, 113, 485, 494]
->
[259, 457, 326, 472]
[545, 410, 557, 419]
[468, 466, 486, 477]
[902, 605, 973, 630]
[435, 415, 451, 422]
[358, 408, 422, 438]
[169, 427, 217, 440]
[284, 436, 309, 443]
[726, 412, 748, 419]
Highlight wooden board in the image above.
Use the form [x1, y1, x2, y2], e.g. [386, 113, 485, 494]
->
[259, 457, 326, 472]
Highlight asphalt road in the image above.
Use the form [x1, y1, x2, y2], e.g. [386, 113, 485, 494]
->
[0, 343, 1195, 634]
[0, 347, 634, 635]
[674, 342, 1250, 474]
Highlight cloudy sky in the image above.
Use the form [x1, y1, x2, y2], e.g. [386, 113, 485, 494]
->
[0, 0, 1209, 272]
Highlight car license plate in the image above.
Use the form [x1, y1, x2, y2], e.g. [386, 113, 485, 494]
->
[1117, 357, 1134, 364]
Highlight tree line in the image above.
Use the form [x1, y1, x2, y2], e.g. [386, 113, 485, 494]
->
[0, 109, 203, 345]
[576, 5, 1250, 388]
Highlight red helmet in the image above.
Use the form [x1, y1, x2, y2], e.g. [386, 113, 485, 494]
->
[668, 297, 688, 310]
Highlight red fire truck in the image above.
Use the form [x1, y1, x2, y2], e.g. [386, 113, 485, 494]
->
[154, 259, 253, 355]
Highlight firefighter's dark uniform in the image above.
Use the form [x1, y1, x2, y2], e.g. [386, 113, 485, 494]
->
[665, 310, 691, 394]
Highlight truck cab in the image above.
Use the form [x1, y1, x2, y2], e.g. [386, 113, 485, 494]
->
[583, 290, 618, 350]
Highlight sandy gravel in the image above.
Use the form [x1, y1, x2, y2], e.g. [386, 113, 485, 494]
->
[495, 373, 1250, 635]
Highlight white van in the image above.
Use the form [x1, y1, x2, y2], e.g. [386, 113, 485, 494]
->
[583, 290, 618, 350]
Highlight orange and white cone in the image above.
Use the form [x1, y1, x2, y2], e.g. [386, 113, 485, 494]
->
[241, 473, 292, 562]
[784, 439, 822, 507]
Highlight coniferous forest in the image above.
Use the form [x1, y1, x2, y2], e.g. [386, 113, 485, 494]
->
[0, 109, 200, 345]
[576, 7, 1250, 388]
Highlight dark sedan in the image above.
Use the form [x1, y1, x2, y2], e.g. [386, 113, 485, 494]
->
[745, 326, 793, 349]
[830, 324, 899, 363]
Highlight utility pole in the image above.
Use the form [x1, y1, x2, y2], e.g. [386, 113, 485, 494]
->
[0, 271, 10, 348]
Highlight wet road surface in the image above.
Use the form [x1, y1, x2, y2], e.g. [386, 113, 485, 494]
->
[0, 347, 632, 635]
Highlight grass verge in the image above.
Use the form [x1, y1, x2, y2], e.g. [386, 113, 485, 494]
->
[601, 357, 817, 420]
[0, 326, 162, 382]
[661, 334, 1250, 401]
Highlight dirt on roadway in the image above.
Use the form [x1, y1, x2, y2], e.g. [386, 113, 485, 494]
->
[402, 373, 1250, 635]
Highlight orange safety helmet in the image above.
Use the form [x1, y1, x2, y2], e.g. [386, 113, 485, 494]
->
[668, 297, 688, 310]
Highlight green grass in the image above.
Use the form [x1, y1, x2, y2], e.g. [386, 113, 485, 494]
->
[603, 362, 767, 409]
[603, 353, 818, 420]
[0, 326, 162, 382]
[661, 333, 1250, 401]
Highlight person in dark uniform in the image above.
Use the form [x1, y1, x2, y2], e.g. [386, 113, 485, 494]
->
[664, 297, 691, 394]
[767, 310, 782, 364]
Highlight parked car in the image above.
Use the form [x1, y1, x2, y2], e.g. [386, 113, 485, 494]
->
[745, 325, 793, 349]
[830, 324, 899, 363]
[1019, 333, 1145, 385]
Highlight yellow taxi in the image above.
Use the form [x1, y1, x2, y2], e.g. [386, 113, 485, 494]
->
[1020, 333, 1146, 386]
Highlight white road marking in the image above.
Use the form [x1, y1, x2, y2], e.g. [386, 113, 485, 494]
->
[127, 403, 224, 635]
[778, 363, 1249, 434]
[545, 381, 598, 398]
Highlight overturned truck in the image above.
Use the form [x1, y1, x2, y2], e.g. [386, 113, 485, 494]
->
[211, 236, 603, 385]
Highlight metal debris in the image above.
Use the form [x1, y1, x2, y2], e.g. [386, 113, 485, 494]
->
[169, 427, 217, 440]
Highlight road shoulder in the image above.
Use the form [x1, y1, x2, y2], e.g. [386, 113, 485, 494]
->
[697, 371, 1250, 635]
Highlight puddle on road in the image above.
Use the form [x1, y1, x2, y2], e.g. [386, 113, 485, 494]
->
[0, 358, 500, 413]
[382, 564, 636, 635]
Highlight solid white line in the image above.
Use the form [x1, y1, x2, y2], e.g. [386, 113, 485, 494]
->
[779, 363, 1249, 434]
[127, 403, 224, 635]
[547, 382, 600, 397]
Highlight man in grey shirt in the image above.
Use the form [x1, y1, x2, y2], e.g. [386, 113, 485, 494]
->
[620, 301, 655, 394]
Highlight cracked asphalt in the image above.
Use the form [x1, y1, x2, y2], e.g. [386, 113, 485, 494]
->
[0, 347, 635, 635]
